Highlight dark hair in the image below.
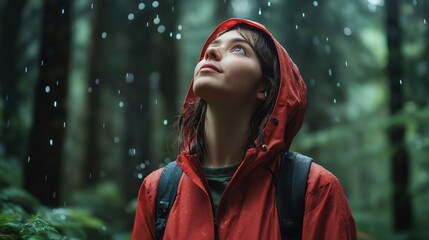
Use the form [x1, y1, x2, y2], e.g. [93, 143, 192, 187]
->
[177, 24, 279, 162]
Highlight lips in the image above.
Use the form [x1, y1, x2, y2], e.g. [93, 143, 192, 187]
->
[199, 63, 222, 73]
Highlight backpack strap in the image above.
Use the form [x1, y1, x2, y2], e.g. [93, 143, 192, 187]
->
[155, 161, 183, 240]
[277, 151, 313, 240]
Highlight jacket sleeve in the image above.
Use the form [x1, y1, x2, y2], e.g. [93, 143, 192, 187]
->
[302, 163, 357, 240]
[132, 168, 163, 240]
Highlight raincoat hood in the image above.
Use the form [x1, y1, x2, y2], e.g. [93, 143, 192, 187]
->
[183, 18, 307, 158]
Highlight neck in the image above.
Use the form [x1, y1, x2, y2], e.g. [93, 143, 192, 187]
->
[203, 103, 253, 168]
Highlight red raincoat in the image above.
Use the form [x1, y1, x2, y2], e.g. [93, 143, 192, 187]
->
[132, 18, 356, 240]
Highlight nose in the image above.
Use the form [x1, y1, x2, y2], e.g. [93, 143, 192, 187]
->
[204, 46, 221, 61]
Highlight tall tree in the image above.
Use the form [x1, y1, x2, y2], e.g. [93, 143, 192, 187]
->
[25, 0, 71, 207]
[0, 0, 27, 160]
[386, 0, 413, 233]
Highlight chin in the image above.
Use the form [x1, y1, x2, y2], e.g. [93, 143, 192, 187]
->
[194, 85, 228, 104]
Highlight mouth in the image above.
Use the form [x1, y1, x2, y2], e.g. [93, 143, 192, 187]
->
[199, 63, 222, 73]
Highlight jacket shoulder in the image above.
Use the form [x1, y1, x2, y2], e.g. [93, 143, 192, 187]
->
[132, 168, 164, 240]
[303, 162, 357, 240]
[306, 162, 341, 195]
[142, 168, 164, 195]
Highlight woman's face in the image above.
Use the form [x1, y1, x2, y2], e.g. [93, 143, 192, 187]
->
[193, 30, 265, 108]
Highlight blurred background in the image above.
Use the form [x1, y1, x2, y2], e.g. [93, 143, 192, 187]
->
[0, 0, 428, 239]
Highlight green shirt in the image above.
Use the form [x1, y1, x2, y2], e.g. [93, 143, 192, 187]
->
[203, 164, 239, 212]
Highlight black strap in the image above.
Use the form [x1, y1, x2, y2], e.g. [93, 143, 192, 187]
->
[277, 151, 313, 240]
[155, 161, 183, 240]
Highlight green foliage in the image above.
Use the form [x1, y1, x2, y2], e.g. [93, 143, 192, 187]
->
[0, 158, 107, 239]
[0, 188, 107, 239]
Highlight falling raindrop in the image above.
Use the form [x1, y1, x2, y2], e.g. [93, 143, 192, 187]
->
[61, 8, 65, 14]
[154, 15, 160, 24]
[295, 25, 299, 30]
[302, 12, 305, 18]
[88, 87, 93, 93]
[258, 7, 262, 15]
[138, 173, 143, 179]
[399, 79, 403, 85]
[119, 101, 124, 108]
[152, 1, 159, 8]
[268, 1, 271, 7]
[345, 61, 348, 67]
[41, 60, 44, 66]
[101, 32, 107, 39]
[113, 137, 120, 143]
[102, 122, 106, 128]
[138, 3, 145, 10]
[128, 13, 135, 21]
[163, 119, 168, 125]
[53, 101, 58, 107]
[53, 192, 56, 199]
[91, 3, 94, 9]
[178, 25, 182, 30]
[158, 25, 166, 33]
[336, 82, 341, 87]
[95, 78, 100, 84]
[27, 156, 31, 163]
[125, 72, 135, 83]
[49, 139, 54, 145]
[424, 19, 426, 24]
[45, 85, 51, 93]
[118, 90, 121, 94]
[24, 67, 28, 73]
[343, 27, 352, 36]
[45, 174, 48, 181]
[313, 1, 319, 7]
[176, 33, 182, 40]
[333, 98, 337, 104]
[328, 68, 333, 76]
[129, 148, 137, 156]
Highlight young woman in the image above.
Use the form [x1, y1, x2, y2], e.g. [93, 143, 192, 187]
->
[132, 18, 356, 239]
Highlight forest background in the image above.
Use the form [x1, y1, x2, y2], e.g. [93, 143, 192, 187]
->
[0, 0, 428, 239]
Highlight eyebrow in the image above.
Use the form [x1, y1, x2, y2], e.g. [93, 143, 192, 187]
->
[208, 37, 251, 47]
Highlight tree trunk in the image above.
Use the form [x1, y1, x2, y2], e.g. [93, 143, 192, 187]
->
[386, 0, 413, 232]
[0, 0, 26, 159]
[25, 0, 71, 207]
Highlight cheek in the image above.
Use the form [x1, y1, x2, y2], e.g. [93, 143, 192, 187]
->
[230, 62, 262, 84]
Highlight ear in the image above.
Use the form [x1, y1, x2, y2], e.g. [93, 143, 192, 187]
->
[256, 80, 267, 101]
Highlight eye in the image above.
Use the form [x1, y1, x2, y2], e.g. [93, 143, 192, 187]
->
[232, 46, 247, 55]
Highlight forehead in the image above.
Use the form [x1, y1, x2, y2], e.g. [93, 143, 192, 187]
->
[209, 30, 246, 45]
